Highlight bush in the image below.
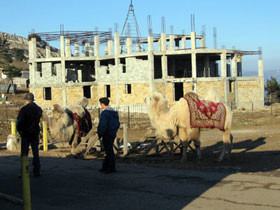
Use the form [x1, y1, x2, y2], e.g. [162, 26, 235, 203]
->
[13, 48, 25, 61]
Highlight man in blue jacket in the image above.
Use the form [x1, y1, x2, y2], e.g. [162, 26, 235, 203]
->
[97, 97, 120, 173]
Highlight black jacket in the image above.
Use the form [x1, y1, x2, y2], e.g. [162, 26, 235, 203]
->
[97, 108, 120, 138]
[16, 102, 43, 137]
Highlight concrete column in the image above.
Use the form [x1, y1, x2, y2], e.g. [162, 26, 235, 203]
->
[77, 70, 82, 81]
[82, 50, 86, 57]
[108, 40, 113, 56]
[201, 37, 205, 49]
[114, 32, 120, 106]
[160, 33, 167, 51]
[61, 52, 66, 106]
[61, 60, 66, 83]
[191, 52, 197, 78]
[136, 44, 141, 52]
[148, 36, 154, 52]
[85, 42, 91, 56]
[191, 32, 196, 50]
[114, 33, 120, 55]
[65, 38, 71, 57]
[46, 46, 51, 58]
[75, 43, 80, 56]
[231, 54, 237, 77]
[28, 40, 33, 59]
[60, 36, 65, 57]
[161, 55, 168, 79]
[148, 51, 155, 94]
[258, 59, 264, 77]
[224, 79, 229, 106]
[220, 51, 227, 77]
[29, 38, 37, 86]
[158, 38, 161, 51]
[259, 60, 265, 107]
[181, 37, 186, 49]
[62, 87, 67, 107]
[169, 35, 175, 51]
[94, 36, 100, 57]
[29, 38, 37, 59]
[126, 37, 132, 54]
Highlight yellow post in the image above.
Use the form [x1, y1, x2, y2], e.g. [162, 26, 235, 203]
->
[21, 155, 31, 210]
[11, 120, 16, 135]
[43, 121, 48, 151]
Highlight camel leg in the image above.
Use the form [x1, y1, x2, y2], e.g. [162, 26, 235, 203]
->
[218, 129, 232, 162]
[178, 127, 189, 161]
[188, 128, 201, 160]
[71, 133, 80, 155]
[181, 141, 189, 161]
[193, 139, 202, 160]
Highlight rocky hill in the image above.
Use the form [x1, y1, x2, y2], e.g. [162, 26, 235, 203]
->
[0, 31, 58, 61]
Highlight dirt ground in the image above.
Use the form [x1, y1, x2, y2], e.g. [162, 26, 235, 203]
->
[1, 92, 280, 174]
[1, 93, 280, 210]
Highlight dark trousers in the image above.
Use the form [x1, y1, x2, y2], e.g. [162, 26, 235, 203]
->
[21, 135, 41, 174]
[102, 135, 115, 170]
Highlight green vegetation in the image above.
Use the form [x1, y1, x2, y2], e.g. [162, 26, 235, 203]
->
[0, 36, 28, 80]
[2, 65, 22, 78]
[265, 76, 280, 103]
[12, 48, 25, 61]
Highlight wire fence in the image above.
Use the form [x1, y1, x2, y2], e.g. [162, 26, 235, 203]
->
[89, 104, 150, 128]
[2, 101, 279, 132]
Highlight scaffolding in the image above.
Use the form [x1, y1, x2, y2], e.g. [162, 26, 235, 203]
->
[28, 30, 112, 46]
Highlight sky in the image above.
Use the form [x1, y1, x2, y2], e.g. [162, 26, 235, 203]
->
[1, 0, 279, 78]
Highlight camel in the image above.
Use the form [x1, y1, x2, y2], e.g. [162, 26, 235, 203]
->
[44, 98, 93, 155]
[145, 89, 233, 162]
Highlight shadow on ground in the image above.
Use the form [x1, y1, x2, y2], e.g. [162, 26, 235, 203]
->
[1, 136, 280, 210]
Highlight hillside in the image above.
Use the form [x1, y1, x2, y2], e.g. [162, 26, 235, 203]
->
[0, 32, 58, 70]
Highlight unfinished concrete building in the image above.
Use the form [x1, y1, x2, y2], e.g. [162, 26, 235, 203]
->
[28, 29, 264, 110]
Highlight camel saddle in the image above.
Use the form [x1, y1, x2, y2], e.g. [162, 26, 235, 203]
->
[183, 94, 226, 131]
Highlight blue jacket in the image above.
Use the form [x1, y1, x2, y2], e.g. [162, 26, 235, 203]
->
[97, 108, 120, 138]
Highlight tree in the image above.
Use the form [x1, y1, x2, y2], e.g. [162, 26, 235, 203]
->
[12, 48, 25, 61]
[265, 77, 280, 95]
[2, 66, 22, 79]
[0, 36, 10, 57]
[0, 36, 12, 63]
[265, 76, 280, 103]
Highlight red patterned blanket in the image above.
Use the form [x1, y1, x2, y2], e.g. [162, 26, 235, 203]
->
[184, 94, 226, 131]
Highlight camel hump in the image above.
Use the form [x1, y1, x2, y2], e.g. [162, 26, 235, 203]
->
[68, 104, 85, 118]
[184, 92, 199, 100]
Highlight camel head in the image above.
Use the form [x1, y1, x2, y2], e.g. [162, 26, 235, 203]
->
[44, 104, 64, 123]
[145, 92, 169, 114]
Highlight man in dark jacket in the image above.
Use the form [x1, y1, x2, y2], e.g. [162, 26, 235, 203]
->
[97, 97, 120, 173]
[17, 93, 42, 177]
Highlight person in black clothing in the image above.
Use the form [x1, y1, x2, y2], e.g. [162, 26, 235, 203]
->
[97, 97, 120, 173]
[17, 92, 42, 177]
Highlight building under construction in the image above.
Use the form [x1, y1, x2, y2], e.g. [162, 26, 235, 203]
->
[28, 3, 264, 110]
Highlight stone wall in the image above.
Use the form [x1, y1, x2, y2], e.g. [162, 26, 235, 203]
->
[33, 87, 63, 108]
[237, 79, 264, 109]
[118, 57, 149, 82]
[197, 81, 225, 102]
[118, 83, 150, 104]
